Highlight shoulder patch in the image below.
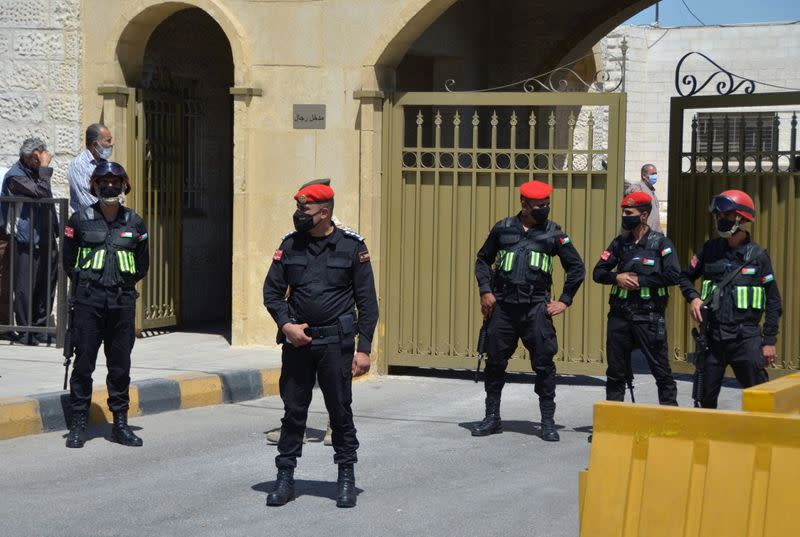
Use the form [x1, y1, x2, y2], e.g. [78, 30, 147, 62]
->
[559, 235, 571, 246]
[64, 226, 74, 239]
[273, 249, 284, 262]
[660, 246, 673, 257]
[359, 250, 371, 263]
[600, 250, 611, 261]
[690, 254, 699, 268]
[342, 228, 365, 242]
[761, 274, 775, 284]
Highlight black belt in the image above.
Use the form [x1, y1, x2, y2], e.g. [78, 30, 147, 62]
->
[304, 324, 340, 338]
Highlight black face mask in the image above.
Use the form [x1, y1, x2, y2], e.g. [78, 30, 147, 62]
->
[621, 215, 641, 231]
[530, 206, 550, 223]
[293, 209, 319, 233]
[716, 217, 738, 236]
[99, 186, 122, 198]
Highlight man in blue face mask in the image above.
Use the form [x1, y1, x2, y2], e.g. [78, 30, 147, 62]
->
[624, 164, 661, 233]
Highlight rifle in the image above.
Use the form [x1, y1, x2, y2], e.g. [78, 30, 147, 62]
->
[624, 352, 636, 403]
[62, 285, 76, 390]
[474, 319, 489, 383]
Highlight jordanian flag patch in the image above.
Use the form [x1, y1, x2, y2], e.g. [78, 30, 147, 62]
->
[642, 258, 655, 266]
[559, 236, 571, 245]
[660, 247, 672, 256]
[761, 274, 774, 283]
[120, 231, 134, 238]
[137, 233, 148, 241]
[741, 267, 757, 275]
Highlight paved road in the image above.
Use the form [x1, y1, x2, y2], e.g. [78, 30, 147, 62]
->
[0, 373, 741, 537]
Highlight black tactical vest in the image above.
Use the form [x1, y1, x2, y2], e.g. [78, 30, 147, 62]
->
[700, 240, 766, 325]
[74, 206, 141, 287]
[609, 231, 670, 309]
[493, 219, 561, 301]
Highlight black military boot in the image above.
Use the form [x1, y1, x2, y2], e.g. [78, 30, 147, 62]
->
[471, 393, 502, 436]
[267, 468, 296, 506]
[111, 411, 143, 447]
[65, 412, 87, 448]
[336, 464, 357, 508]
[539, 399, 560, 442]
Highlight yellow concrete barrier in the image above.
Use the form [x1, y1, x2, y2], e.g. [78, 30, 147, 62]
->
[170, 372, 223, 409]
[88, 385, 141, 423]
[0, 397, 42, 439]
[260, 368, 281, 397]
[742, 372, 800, 414]
[580, 402, 800, 537]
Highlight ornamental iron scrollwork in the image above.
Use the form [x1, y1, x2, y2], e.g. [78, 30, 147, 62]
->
[445, 38, 627, 93]
[674, 52, 757, 97]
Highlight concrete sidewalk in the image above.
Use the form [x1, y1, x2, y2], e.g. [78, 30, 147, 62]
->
[0, 331, 284, 439]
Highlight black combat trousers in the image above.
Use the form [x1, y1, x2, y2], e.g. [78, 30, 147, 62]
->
[700, 333, 768, 409]
[483, 301, 558, 401]
[605, 312, 678, 405]
[68, 299, 136, 413]
[13, 242, 57, 337]
[276, 338, 358, 469]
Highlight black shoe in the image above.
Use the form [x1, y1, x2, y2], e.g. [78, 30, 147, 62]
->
[541, 420, 560, 442]
[336, 465, 357, 508]
[267, 468, 296, 506]
[21, 333, 38, 346]
[472, 394, 502, 436]
[65, 412, 87, 448]
[111, 412, 143, 446]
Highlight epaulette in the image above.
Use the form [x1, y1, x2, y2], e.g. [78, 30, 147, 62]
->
[341, 228, 365, 242]
[645, 231, 662, 250]
[501, 217, 515, 228]
[79, 206, 99, 221]
[281, 230, 297, 242]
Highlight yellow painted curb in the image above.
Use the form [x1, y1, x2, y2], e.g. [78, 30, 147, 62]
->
[742, 372, 800, 414]
[170, 373, 223, 409]
[260, 368, 281, 397]
[0, 397, 43, 439]
[88, 386, 142, 424]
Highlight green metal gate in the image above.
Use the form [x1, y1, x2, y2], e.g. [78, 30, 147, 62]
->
[667, 91, 800, 374]
[381, 92, 627, 373]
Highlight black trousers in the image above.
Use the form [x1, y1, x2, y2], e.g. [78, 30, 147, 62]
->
[13, 242, 57, 332]
[700, 334, 768, 409]
[483, 302, 558, 401]
[276, 338, 358, 469]
[605, 313, 678, 405]
[68, 302, 136, 413]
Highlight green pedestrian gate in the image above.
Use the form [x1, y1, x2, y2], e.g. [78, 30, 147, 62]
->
[380, 92, 627, 374]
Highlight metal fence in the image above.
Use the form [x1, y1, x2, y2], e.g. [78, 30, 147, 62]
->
[0, 196, 68, 347]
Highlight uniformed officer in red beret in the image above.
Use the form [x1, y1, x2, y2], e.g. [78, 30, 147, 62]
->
[592, 191, 679, 407]
[473, 180, 585, 441]
[262, 181, 379, 508]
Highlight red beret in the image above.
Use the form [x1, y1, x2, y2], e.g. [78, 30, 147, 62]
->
[519, 180, 553, 200]
[620, 191, 653, 208]
[294, 184, 334, 203]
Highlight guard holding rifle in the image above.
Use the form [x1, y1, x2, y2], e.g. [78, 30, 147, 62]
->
[593, 192, 679, 405]
[679, 190, 781, 408]
[473, 180, 585, 441]
[62, 161, 149, 448]
[263, 182, 378, 508]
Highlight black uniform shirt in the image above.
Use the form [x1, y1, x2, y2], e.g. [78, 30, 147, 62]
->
[678, 234, 782, 344]
[592, 231, 681, 288]
[62, 204, 149, 309]
[263, 226, 379, 353]
[475, 213, 585, 305]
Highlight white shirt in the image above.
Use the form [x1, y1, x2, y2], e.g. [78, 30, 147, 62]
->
[66, 149, 98, 215]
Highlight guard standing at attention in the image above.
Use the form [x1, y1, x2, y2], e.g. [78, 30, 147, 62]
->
[473, 180, 585, 441]
[62, 161, 149, 448]
[592, 191, 679, 405]
[263, 182, 378, 508]
[679, 189, 781, 408]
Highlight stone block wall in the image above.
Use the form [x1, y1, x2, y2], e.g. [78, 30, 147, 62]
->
[0, 0, 82, 197]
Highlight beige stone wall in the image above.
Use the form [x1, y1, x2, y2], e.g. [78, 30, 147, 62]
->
[0, 0, 82, 196]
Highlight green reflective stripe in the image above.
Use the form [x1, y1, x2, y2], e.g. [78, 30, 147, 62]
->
[640, 287, 651, 299]
[610, 285, 618, 296]
[530, 251, 540, 269]
[117, 251, 131, 273]
[504, 251, 514, 272]
[543, 254, 552, 274]
[736, 286, 748, 309]
[91, 249, 105, 270]
[75, 247, 89, 268]
[657, 287, 668, 297]
[618, 289, 629, 299]
[700, 280, 717, 301]
[752, 287, 765, 310]
[528, 251, 553, 274]
[128, 252, 136, 273]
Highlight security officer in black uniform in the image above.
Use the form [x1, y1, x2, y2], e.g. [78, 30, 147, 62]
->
[593, 191, 679, 405]
[473, 180, 585, 442]
[62, 161, 149, 448]
[679, 189, 781, 408]
[263, 182, 378, 508]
